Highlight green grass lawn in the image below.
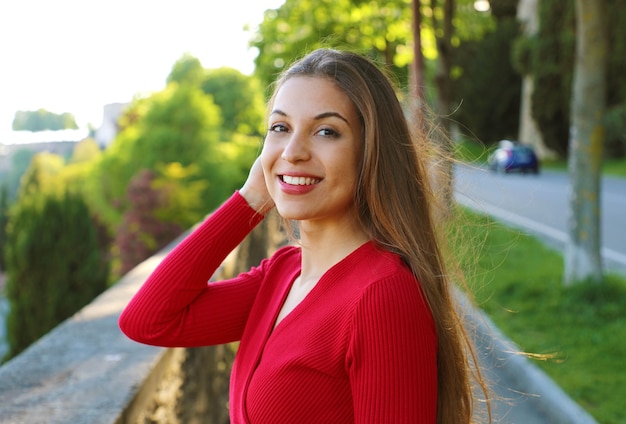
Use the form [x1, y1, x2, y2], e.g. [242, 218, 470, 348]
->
[452, 138, 626, 421]
[451, 209, 626, 424]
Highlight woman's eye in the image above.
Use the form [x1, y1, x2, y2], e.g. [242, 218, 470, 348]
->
[317, 128, 339, 138]
[269, 124, 288, 133]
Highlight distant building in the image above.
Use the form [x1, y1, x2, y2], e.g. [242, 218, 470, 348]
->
[0, 128, 90, 174]
[0, 103, 128, 173]
[94, 103, 128, 148]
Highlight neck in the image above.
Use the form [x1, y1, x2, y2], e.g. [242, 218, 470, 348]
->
[297, 216, 369, 283]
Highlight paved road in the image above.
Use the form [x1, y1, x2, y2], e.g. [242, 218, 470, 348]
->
[455, 164, 626, 276]
[454, 164, 609, 423]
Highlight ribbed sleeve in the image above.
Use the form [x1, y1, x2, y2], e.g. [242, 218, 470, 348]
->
[348, 277, 437, 423]
[118, 191, 265, 347]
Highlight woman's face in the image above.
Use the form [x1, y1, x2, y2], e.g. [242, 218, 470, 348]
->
[261, 76, 363, 225]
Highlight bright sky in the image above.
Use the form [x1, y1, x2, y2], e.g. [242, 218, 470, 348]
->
[0, 0, 285, 133]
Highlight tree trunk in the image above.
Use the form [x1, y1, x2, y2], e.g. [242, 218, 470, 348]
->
[429, 0, 454, 127]
[564, 0, 607, 285]
[428, 0, 455, 219]
[516, 0, 556, 159]
[410, 0, 427, 137]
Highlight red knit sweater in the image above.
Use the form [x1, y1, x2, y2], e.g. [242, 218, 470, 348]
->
[119, 192, 438, 423]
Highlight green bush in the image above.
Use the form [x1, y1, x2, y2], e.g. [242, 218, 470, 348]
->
[3, 191, 109, 362]
[604, 103, 626, 157]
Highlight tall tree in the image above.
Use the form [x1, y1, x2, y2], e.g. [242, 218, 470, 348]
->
[201, 67, 266, 136]
[564, 0, 608, 285]
[251, 0, 414, 88]
[89, 82, 223, 227]
[428, 0, 455, 128]
[167, 53, 206, 87]
[411, 0, 426, 112]
[516, 0, 554, 159]
[3, 190, 109, 360]
[424, 0, 457, 217]
[17, 152, 65, 198]
[0, 185, 8, 271]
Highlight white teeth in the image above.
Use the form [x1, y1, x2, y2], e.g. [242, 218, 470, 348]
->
[283, 175, 319, 186]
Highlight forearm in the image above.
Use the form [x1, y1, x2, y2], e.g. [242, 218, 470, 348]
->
[119, 191, 265, 346]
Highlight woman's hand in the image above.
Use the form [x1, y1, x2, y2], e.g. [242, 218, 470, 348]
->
[240, 157, 274, 215]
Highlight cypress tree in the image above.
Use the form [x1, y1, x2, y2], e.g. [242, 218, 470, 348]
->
[3, 191, 109, 361]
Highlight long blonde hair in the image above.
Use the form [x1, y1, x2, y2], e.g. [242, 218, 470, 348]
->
[270, 48, 490, 423]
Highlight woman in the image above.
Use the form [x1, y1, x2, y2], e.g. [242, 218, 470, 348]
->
[120, 48, 489, 423]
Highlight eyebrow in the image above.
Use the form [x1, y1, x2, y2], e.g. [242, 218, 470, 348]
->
[270, 109, 350, 125]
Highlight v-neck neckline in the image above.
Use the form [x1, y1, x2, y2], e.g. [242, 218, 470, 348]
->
[270, 240, 374, 336]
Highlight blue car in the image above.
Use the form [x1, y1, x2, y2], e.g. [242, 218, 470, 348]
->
[488, 140, 540, 174]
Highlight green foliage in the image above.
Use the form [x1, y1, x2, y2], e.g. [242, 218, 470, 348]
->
[12, 109, 78, 131]
[604, 103, 626, 157]
[166, 54, 266, 136]
[69, 138, 102, 164]
[52, 141, 104, 213]
[602, 158, 626, 177]
[447, 0, 497, 42]
[450, 209, 626, 424]
[518, 0, 626, 158]
[530, 0, 575, 157]
[606, 0, 626, 106]
[489, 0, 518, 18]
[103, 133, 260, 279]
[510, 34, 534, 76]
[453, 15, 521, 144]
[128, 83, 222, 166]
[151, 163, 209, 229]
[90, 82, 224, 227]
[17, 152, 65, 199]
[213, 133, 262, 194]
[3, 191, 109, 361]
[252, 0, 501, 140]
[167, 53, 206, 86]
[83, 74, 261, 278]
[201, 67, 266, 136]
[453, 138, 491, 163]
[0, 186, 9, 271]
[251, 0, 413, 89]
[4, 150, 35, 201]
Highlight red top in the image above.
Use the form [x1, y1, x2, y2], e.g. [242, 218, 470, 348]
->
[119, 192, 437, 423]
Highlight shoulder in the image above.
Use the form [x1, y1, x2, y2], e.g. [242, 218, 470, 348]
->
[268, 244, 301, 265]
[347, 243, 435, 330]
[348, 243, 417, 291]
[253, 244, 301, 274]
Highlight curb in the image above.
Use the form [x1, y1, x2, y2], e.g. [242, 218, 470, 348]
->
[456, 290, 598, 424]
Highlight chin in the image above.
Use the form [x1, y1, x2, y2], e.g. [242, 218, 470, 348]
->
[274, 205, 313, 221]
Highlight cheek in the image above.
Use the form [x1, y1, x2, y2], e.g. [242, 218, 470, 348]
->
[259, 145, 275, 180]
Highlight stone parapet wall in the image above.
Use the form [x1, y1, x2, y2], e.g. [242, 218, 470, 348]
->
[0, 216, 279, 424]
[0, 248, 172, 424]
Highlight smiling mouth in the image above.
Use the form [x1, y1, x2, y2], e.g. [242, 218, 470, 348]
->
[281, 175, 321, 186]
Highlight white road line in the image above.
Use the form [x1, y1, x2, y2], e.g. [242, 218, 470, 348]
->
[455, 192, 626, 268]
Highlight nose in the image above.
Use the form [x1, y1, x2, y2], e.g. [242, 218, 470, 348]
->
[281, 132, 311, 162]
